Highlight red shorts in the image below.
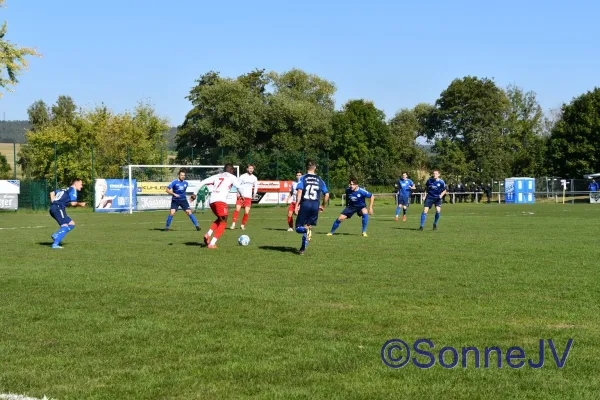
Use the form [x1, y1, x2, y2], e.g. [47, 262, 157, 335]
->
[288, 202, 296, 213]
[236, 197, 252, 208]
[210, 202, 229, 217]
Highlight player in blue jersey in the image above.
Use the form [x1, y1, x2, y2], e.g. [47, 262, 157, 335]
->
[395, 172, 415, 222]
[294, 160, 329, 255]
[165, 170, 200, 231]
[48, 178, 86, 249]
[419, 170, 447, 231]
[328, 178, 374, 237]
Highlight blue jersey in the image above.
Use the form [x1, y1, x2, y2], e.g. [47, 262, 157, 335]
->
[345, 186, 372, 208]
[398, 179, 414, 196]
[425, 178, 446, 198]
[51, 186, 78, 208]
[589, 182, 599, 192]
[297, 173, 328, 205]
[167, 179, 189, 199]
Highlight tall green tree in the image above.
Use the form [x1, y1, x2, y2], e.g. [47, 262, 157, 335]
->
[330, 100, 397, 186]
[426, 76, 511, 182]
[27, 100, 50, 130]
[505, 85, 547, 176]
[0, 0, 40, 97]
[547, 87, 600, 177]
[388, 105, 430, 175]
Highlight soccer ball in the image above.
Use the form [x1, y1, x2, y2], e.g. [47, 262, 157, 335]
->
[238, 235, 250, 246]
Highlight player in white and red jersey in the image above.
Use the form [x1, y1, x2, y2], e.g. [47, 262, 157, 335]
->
[231, 164, 258, 230]
[287, 171, 303, 231]
[196, 164, 243, 248]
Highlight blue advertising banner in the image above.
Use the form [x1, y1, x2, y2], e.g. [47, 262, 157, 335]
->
[94, 179, 136, 212]
[504, 178, 515, 203]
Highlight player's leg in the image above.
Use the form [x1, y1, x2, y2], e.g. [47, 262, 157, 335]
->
[433, 204, 441, 230]
[241, 201, 251, 229]
[328, 213, 348, 235]
[185, 208, 200, 231]
[231, 199, 243, 229]
[287, 203, 295, 231]
[295, 206, 310, 254]
[420, 205, 430, 230]
[402, 196, 409, 221]
[165, 203, 177, 230]
[209, 203, 229, 248]
[360, 208, 369, 236]
[395, 195, 401, 221]
[52, 211, 74, 248]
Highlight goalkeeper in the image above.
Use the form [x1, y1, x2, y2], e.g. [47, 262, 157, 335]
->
[193, 185, 211, 213]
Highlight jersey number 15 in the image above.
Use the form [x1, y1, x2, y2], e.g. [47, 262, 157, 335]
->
[303, 185, 318, 200]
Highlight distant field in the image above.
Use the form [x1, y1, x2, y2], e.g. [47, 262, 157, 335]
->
[0, 143, 21, 178]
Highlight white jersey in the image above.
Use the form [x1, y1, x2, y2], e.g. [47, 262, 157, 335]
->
[198, 172, 240, 204]
[238, 173, 258, 198]
[290, 181, 299, 203]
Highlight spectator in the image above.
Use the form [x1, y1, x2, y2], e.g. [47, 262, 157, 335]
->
[589, 179, 599, 192]
[485, 184, 492, 203]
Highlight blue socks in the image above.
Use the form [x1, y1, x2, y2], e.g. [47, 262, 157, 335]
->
[362, 214, 369, 233]
[296, 226, 308, 250]
[434, 212, 440, 226]
[420, 212, 427, 227]
[395, 206, 401, 217]
[53, 225, 73, 246]
[330, 219, 342, 233]
[166, 215, 173, 228]
[189, 213, 199, 227]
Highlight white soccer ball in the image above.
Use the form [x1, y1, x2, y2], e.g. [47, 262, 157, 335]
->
[238, 235, 250, 246]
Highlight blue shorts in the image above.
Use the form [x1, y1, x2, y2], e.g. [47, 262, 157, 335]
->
[50, 206, 72, 226]
[341, 206, 364, 219]
[296, 201, 320, 227]
[170, 198, 190, 211]
[397, 194, 410, 206]
[424, 197, 442, 209]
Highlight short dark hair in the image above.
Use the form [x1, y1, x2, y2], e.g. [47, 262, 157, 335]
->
[306, 160, 317, 170]
[224, 163, 234, 173]
[178, 169, 186, 175]
[296, 170, 303, 175]
[349, 177, 358, 185]
[71, 178, 82, 185]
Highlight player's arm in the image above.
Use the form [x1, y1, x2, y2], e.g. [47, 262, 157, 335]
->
[320, 179, 329, 211]
[368, 193, 374, 215]
[295, 189, 303, 214]
[49, 191, 55, 202]
[253, 179, 258, 199]
[166, 181, 179, 197]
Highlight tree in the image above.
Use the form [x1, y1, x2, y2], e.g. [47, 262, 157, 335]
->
[0, 0, 40, 97]
[505, 85, 547, 176]
[330, 100, 397, 187]
[547, 88, 600, 178]
[19, 98, 169, 187]
[426, 76, 511, 182]
[27, 100, 50, 130]
[177, 68, 336, 179]
[388, 105, 430, 175]
[0, 152, 10, 178]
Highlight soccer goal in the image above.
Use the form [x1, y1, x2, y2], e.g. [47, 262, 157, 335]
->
[122, 164, 240, 214]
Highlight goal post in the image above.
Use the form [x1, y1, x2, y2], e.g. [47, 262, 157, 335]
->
[123, 164, 240, 214]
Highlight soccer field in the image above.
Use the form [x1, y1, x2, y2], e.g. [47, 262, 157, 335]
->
[1, 203, 599, 399]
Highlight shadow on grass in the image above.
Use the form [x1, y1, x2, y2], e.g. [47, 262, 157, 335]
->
[184, 241, 205, 247]
[259, 245, 298, 254]
[321, 232, 354, 236]
[151, 228, 169, 232]
[38, 241, 66, 246]
[393, 227, 422, 231]
[263, 228, 291, 232]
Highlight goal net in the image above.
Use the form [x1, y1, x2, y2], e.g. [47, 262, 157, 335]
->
[121, 164, 240, 214]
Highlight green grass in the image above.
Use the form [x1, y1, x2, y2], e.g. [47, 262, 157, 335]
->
[1, 202, 600, 399]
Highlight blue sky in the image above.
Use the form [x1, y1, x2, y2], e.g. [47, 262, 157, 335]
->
[2, 0, 598, 125]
